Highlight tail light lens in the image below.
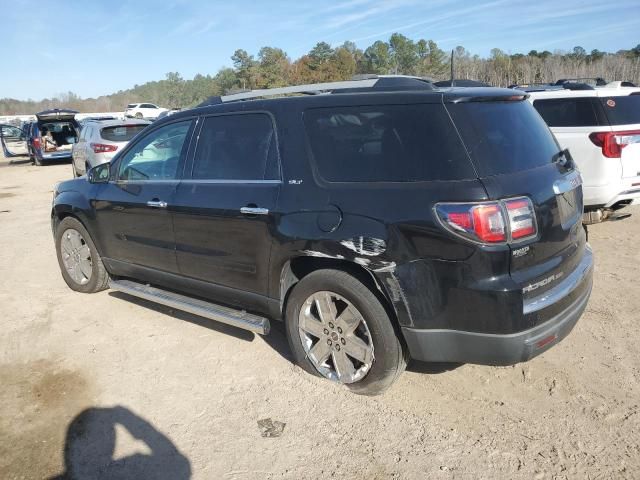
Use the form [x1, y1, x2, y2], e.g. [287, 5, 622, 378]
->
[436, 197, 537, 244]
[33, 137, 41, 149]
[91, 143, 118, 153]
[504, 198, 536, 239]
[589, 130, 640, 158]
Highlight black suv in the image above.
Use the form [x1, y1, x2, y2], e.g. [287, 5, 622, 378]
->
[52, 77, 593, 395]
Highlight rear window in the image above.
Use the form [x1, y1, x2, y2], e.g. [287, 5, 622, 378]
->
[304, 104, 474, 182]
[101, 125, 147, 142]
[448, 100, 560, 176]
[532, 97, 602, 127]
[127, 104, 137, 109]
[600, 95, 640, 125]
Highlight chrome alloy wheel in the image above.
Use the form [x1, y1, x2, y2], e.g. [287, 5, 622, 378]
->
[298, 291, 374, 384]
[60, 228, 92, 285]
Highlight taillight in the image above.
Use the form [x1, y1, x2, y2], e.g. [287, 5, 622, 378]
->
[91, 143, 118, 153]
[589, 130, 640, 158]
[436, 197, 537, 244]
[504, 198, 536, 239]
[33, 137, 41, 149]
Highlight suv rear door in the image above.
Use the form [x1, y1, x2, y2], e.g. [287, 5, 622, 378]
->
[447, 99, 586, 299]
[171, 112, 280, 307]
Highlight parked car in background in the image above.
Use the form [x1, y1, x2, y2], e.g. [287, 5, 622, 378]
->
[0, 123, 29, 157]
[27, 109, 81, 166]
[72, 118, 150, 177]
[52, 77, 593, 395]
[525, 85, 640, 222]
[124, 103, 168, 120]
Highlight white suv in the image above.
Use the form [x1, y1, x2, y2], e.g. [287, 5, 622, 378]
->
[527, 85, 640, 222]
[124, 103, 168, 120]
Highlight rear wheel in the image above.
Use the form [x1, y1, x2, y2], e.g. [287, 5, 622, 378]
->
[285, 269, 407, 396]
[55, 217, 109, 293]
[135, 112, 143, 119]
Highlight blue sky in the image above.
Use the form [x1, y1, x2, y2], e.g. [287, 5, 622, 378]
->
[2, 0, 639, 100]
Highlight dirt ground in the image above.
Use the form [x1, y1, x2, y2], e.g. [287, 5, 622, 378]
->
[1, 151, 639, 480]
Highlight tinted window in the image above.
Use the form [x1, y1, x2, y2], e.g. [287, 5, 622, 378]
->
[117, 120, 192, 181]
[600, 95, 640, 126]
[532, 98, 600, 127]
[141, 104, 156, 109]
[191, 114, 279, 180]
[304, 104, 474, 182]
[101, 124, 148, 142]
[127, 104, 137, 109]
[448, 100, 560, 176]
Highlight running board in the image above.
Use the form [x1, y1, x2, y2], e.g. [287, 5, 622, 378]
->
[108, 279, 270, 335]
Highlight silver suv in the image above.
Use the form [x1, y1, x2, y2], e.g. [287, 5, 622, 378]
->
[72, 119, 150, 177]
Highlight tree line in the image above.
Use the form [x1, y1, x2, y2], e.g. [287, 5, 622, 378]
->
[2, 35, 640, 115]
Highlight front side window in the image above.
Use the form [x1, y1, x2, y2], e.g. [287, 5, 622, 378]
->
[117, 120, 192, 181]
[191, 113, 279, 180]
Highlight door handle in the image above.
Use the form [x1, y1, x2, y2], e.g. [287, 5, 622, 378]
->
[240, 206, 269, 215]
[146, 200, 168, 208]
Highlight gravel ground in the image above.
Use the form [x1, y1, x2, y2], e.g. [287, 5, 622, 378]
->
[1, 152, 639, 479]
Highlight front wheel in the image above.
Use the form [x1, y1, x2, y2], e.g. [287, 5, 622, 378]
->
[54, 217, 109, 293]
[285, 269, 407, 396]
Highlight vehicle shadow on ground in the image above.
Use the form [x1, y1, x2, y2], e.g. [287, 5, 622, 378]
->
[49, 406, 191, 480]
[108, 291, 255, 342]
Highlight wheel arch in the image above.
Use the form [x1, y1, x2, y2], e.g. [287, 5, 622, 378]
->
[278, 256, 407, 333]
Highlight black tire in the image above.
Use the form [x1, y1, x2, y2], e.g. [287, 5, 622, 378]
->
[135, 112, 143, 119]
[55, 217, 109, 293]
[285, 269, 407, 396]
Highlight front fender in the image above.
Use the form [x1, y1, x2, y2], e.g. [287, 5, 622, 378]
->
[52, 191, 103, 252]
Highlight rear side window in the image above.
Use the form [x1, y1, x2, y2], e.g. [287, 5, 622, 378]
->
[532, 98, 601, 127]
[101, 125, 148, 142]
[304, 104, 474, 182]
[448, 101, 560, 176]
[191, 113, 279, 180]
[127, 104, 137, 109]
[600, 95, 640, 125]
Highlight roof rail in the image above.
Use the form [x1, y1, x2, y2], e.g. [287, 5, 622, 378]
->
[212, 79, 379, 106]
[197, 76, 435, 107]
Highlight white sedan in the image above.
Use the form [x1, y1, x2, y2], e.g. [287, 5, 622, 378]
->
[124, 103, 168, 120]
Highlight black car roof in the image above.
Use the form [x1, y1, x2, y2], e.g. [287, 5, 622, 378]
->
[162, 86, 526, 126]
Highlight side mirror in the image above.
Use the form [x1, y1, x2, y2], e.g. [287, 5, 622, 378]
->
[88, 162, 110, 184]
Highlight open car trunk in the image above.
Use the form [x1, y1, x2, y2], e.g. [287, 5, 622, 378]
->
[36, 109, 79, 156]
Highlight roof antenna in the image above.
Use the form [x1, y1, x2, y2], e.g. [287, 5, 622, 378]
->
[450, 50, 455, 87]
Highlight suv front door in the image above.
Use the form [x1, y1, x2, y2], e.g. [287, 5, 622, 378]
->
[93, 119, 195, 274]
[171, 113, 280, 307]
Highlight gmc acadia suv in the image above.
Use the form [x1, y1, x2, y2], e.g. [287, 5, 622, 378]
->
[52, 77, 594, 395]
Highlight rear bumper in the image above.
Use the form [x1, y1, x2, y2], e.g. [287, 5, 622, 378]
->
[402, 245, 593, 365]
[584, 180, 640, 208]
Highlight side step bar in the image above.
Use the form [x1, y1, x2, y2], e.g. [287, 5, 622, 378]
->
[108, 279, 270, 335]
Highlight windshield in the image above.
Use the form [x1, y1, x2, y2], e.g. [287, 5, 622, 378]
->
[447, 100, 561, 177]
